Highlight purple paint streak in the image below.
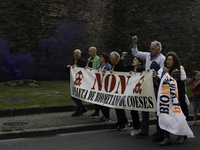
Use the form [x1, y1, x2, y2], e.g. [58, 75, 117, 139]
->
[0, 38, 34, 81]
[0, 19, 84, 81]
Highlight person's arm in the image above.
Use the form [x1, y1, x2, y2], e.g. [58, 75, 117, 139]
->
[180, 66, 187, 82]
[151, 69, 161, 87]
[66, 65, 71, 73]
[190, 81, 200, 91]
[157, 67, 163, 79]
[119, 59, 128, 72]
[153, 75, 161, 88]
[66, 59, 74, 73]
[159, 55, 166, 68]
[78, 58, 87, 68]
[105, 63, 112, 71]
[131, 36, 147, 60]
[131, 45, 147, 60]
[95, 58, 100, 69]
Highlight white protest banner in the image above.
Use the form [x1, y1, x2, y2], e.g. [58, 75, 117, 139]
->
[157, 73, 194, 138]
[70, 67, 157, 112]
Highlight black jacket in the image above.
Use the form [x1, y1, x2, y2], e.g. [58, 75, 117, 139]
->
[127, 64, 145, 73]
[66, 57, 87, 81]
[113, 60, 128, 72]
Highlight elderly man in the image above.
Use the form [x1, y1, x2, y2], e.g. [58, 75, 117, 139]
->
[110, 51, 130, 131]
[66, 49, 87, 117]
[131, 36, 165, 138]
[86, 46, 100, 118]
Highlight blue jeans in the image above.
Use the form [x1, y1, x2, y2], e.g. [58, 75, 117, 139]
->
[141, 111, 149, 134]
[71, 96, 87, 114]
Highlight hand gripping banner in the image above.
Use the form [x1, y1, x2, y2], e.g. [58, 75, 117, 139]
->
[70, 67, 157, 112]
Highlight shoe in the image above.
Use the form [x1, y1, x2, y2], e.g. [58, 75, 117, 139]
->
[190, 122, 197, 126]
[177, 136, 185, 144]
[184, 136, 188, 140]
[159, 138, 172, 146]
[151, 132, 160, 137]
[152, 136, 165, 142]
[100, 117, 106, 121]
[71, 112, 81, 117]
[112, 124, 120, 131]
[130, 129, 140, 136]
[81, 109, 87, 114]
[135, 132, 149, 137]
[104, 119, 111, 122]
[100, 117, 111, 122]
[119, 122, 130, 131]
[90, 113, 99, 118]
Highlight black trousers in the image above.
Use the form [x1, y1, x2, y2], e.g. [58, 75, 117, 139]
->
[115, 109, 128, 126]
[131, 110, 140, 130]
[180, 102, 189, 120]
[100, 106, 110, 119]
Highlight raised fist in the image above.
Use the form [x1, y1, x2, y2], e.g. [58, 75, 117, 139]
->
[132, 35, 138, 45]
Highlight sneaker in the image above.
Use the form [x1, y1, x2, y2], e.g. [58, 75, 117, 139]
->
[81, 109, 88, 114]
[100, 117, 106, 121]
[90, 112, 99, 118]
[130, 129, 141, 136]
[190, 122, 197, 126]
[152, 136, 165, 142]
[159, 138, 172, 146]
[135, 132, 149, 137]
[100, 117, 111, 122]
[71, 112, 81, 117]
[177, 136, 185, 144]
[103, 118, 111, 122]
[119, 122, 130, 131]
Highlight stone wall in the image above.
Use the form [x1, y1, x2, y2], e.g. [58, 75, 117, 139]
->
[0, 0, 200, 81]
[112, 0, 200, 77]
[0, 0, 115, 81]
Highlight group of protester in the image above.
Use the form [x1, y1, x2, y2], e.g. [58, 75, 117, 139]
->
[66, 36, 198, 146]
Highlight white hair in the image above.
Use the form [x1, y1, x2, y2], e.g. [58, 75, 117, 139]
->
[151, 41, 162, 51]
[111, 51, 120, 60]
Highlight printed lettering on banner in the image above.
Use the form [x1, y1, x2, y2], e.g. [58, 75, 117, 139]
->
[70, 67, 157, 112]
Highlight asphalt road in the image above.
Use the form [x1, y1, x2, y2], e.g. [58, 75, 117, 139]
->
[0, 124, 199, 150]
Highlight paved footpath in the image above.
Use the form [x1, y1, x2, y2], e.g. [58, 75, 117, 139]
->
[0, 103, 199, 140]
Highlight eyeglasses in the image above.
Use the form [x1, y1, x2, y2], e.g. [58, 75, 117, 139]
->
[166, 59, 173, 62]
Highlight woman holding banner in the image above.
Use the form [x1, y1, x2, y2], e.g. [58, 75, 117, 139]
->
[97, 53, 112, 121]
[93, 53, 112, 121]
[153, 52, 194, 146]
[121, 52, 145, 136]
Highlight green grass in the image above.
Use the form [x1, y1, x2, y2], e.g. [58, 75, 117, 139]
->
[0, 80, 73, 109]
[0, 80, 194, 110]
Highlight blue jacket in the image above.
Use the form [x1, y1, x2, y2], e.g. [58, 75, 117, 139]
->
[97, 62, 112, 71]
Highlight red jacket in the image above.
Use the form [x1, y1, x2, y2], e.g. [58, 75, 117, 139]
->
[190, 80, 200, 95]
